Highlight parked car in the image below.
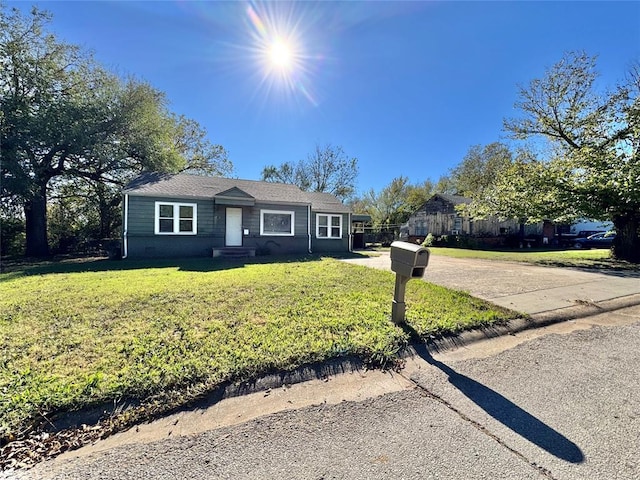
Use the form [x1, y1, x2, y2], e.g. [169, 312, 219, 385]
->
[555, 230, 607, 247]
[573, 232, 616, 249]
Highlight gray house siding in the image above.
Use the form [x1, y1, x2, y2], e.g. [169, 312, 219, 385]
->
[212, 203, 310, 255]
[127, 195, 215, 235]
[310, 212, 350, 253]
[126, 195, 311, 258]
[123, 173, 352, 258]
[126, 236, 215, 258]
[126, 195, 215, 258]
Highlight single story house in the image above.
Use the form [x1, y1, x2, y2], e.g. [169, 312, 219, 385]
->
[122, 172, 353, 258]
[404, 193, 545, 240]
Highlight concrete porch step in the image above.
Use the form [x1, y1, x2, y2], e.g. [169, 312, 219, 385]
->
[213, 247, 256, 258]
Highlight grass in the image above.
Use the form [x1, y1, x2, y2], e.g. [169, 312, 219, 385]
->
[0, 255, 517, 442]
[416, 247, 638, 270]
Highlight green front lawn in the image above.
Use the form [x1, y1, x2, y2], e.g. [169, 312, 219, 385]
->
[0, 256, 517, 442]
[426, 247, 638, 269]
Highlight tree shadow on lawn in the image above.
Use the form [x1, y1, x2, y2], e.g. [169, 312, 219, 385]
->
[0, 253, 339, 280]
[543, 261, 640, 278]
[405, 330, 584, 463]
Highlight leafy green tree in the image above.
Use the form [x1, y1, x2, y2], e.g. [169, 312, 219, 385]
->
[365, 176, 409, 227]
[405, 179, 435, 214]
[433, 175, 457, 195]
[351, 177, 436, 231]
[1, 6, 230, 255]
[468, 149, 578, 223]
[494, 51, 639, 262]
[261, 143, 358, 200]
[0, 198, 25, 256]
[449, 143, 513, 198]
[260, 162, 298, 185]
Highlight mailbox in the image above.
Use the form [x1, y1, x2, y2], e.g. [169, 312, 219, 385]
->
[390, 241, 430, 278]
[389, 241, 431, 324]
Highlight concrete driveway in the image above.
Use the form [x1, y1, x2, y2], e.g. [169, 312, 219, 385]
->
[341, 251, 640, 315]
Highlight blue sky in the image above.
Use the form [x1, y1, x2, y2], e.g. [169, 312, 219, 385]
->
[10, 1, 640, 196]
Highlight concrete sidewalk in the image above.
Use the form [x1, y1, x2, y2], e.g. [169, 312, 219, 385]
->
[341, 251, 640, 316]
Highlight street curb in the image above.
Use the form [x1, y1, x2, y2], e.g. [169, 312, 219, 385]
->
[218, 294, 640, 402]
[420, 293, 640, 354]
[220, 293, 640, 399]
[214, 356, 366, 402]
[13, 294, 638, 471]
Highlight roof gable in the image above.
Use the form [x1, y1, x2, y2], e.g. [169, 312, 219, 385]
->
[216, 187, 254, 199]
[432, 193, 471, 205]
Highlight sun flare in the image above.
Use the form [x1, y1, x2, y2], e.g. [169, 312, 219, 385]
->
[242, 3, 319, 106]
[269, 39, 292, 69]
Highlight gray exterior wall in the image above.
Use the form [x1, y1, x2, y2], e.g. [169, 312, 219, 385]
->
[225, 203, 310, 255]
[125, 195, 317, 258]
[126, 195, 214, 258]
[310, 212, 350, 253]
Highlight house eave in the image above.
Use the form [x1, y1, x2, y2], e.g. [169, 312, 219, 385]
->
[214, 196, 256, 206]
[123, 191, 213, 201]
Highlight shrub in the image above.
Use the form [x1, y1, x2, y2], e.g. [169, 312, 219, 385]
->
[0, 217, 25, 256]
[422, 233, 435, 247]
[456, 235, 478, 249]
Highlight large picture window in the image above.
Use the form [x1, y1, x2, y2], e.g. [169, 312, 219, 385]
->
[316, 214, 342, 239]
[155, 202, 197, 235]
[260, 210, 294, 236]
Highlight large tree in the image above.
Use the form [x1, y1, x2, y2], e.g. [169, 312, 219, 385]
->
[354, 176, 436, 228]
[467, 148, 576, 223]
[1, 6, 230, 256]
[362, 176, 410, 228]
[405, 179, 436, 214]
[349, 176, 435, 228]
[475, 52, 639, 262]
[449, 143, 513, 199]
[261, 143, 358, 200]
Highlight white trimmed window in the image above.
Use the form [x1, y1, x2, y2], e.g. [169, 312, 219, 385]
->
[316, 214, 342, 239]
[155, 202, 197, 235]
[260, 210, 295, 236]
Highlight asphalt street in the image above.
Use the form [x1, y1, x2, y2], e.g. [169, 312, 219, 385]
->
[7, 255, 640, 480]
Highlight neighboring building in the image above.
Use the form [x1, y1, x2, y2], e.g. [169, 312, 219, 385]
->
[405, 193, 542, 239]
[122, 172, 352, 258]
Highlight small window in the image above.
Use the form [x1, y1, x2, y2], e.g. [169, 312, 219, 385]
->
[316, 214, 342, 239]
[260, 210, 295, 236]
[155, 202, 197, 235]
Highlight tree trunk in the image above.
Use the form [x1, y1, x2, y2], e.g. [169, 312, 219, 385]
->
[24, 186, 50, 257]
[612, 214, 640, 263]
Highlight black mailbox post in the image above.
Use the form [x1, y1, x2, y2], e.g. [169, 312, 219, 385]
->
[389, 241, 430, 324]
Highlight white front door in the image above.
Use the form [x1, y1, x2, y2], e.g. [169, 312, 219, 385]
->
[225, 207, 243, 246]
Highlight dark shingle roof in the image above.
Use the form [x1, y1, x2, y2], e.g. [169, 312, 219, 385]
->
[304, 191, 350, 213]
[124, 172, 309, 204]
[433, 193, 471, 205]
[124, 172, 350, 212]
